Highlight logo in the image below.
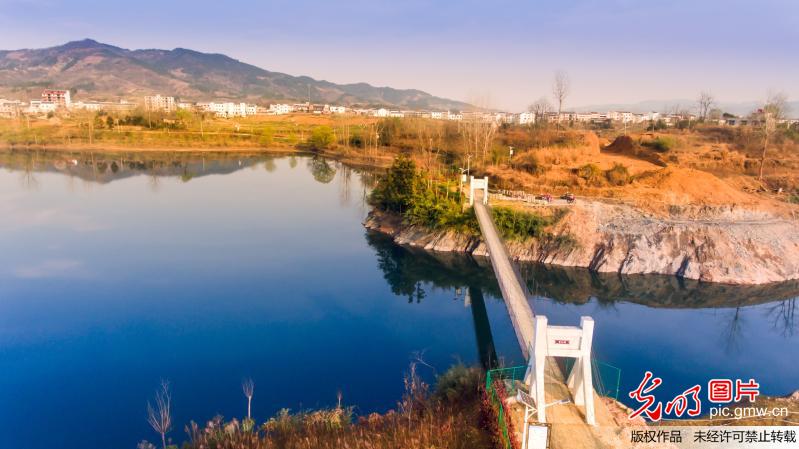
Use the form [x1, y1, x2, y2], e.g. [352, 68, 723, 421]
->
[628, 371, 760, 421]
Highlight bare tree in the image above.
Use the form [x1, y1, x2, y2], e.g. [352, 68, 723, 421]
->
[528, 97, 553, 121]
[242, 378, 255, 420]
[552, 70, 570, 126]
[697, 91, 715, 121]
[757, 91, 789, 181]
[459, 97, 498, 165]
[147, 380, 172, 449]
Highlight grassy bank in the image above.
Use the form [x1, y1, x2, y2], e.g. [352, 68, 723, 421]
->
[138, 365, 496, 449]
[370, 156, 571, 242]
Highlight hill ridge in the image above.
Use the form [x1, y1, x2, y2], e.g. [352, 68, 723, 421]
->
[0, 39, 471, 110]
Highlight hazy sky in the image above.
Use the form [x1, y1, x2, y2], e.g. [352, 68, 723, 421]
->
[1, 0, 797, 110]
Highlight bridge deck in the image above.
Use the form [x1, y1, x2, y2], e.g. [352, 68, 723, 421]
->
[472, 190, 536, 357]
[472, 190, 626, 449]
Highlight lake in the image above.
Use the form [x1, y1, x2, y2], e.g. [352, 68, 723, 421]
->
[1, 151, 797, 449]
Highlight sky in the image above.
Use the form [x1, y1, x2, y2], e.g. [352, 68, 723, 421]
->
[1, 0, 797, 111]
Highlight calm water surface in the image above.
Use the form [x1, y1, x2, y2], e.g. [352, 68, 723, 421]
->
[0, 151, 797, 449]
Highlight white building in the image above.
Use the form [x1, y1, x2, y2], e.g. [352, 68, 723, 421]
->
[430, 111, 445, 120]
[374, 108, 389, 117]
[388, 110, 405, 118]
[204, 102, 255, 118]
[518, 112, 536, 125]
[329, 105, 346, 114]
[72, 101, 105, 111]
[144, 95, 176, 112]
[608, 111, 636, 123]
[268, 103, 293, 115]
[447, 111, 463, 121]
[0, 99, 23, 117]
[26, 101, 57, 114]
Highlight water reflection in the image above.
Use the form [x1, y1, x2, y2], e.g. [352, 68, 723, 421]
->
[364, 229, 799, 401]
[366, 231, 500, 369]
[519, 264, 799, 309]
[0, 149, 290, 186]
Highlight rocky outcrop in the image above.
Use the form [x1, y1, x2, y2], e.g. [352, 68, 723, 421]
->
[364, 201, 799, 285]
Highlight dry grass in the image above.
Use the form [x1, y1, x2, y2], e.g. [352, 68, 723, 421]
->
[144, 364, 493, 449]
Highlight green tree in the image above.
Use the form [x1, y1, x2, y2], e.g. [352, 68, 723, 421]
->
[371, 156, 418, 212]
[308, 126, 335, 149]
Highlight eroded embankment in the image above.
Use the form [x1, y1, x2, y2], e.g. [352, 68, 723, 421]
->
[364, 200, 799, 285]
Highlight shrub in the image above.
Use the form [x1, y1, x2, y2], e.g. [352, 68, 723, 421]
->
[514, 151, 546, 175]
[577, 163, 603, 185]
[605, 163, 630, 186]
[491, 207, 551, 240]
[642, 136, 676, 152]
[349, 133, 365, 148]
[174, 364, 491, 449]
[308, 126, 335, 149]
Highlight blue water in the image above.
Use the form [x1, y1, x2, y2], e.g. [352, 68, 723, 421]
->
[0, 152, 797, 448]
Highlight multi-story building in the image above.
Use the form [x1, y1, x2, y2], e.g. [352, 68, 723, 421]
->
[144, 95, 176, 112]
[329, 105, 346, 114]
[0, 99, 23, 117]
[26, 101, 58, 114]
[269, 104, 293, 115]
[41, 89, 71, 109]
[518, 112, 535, 125]
[204, 102, 255, 118]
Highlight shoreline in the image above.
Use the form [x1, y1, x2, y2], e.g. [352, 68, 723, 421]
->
[364, 206, 799, 286]
[6, 144, 798, 285]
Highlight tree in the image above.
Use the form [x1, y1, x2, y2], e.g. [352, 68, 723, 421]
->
[697, 91, 715, 121]
[308, 125, 335, 149]
[757, 91, 789, 181]
[242, 378, 254, 420]
[552, 70, 570, 126]
[528, 97, 552, 121]
[371, 156, 418, 213]
[147, 380, 172, 449]
[459, 96, 497, 164]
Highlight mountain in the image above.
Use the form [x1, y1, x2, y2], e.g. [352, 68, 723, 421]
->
[0, 39, 471, 110]
[574, 99, 799, 117]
